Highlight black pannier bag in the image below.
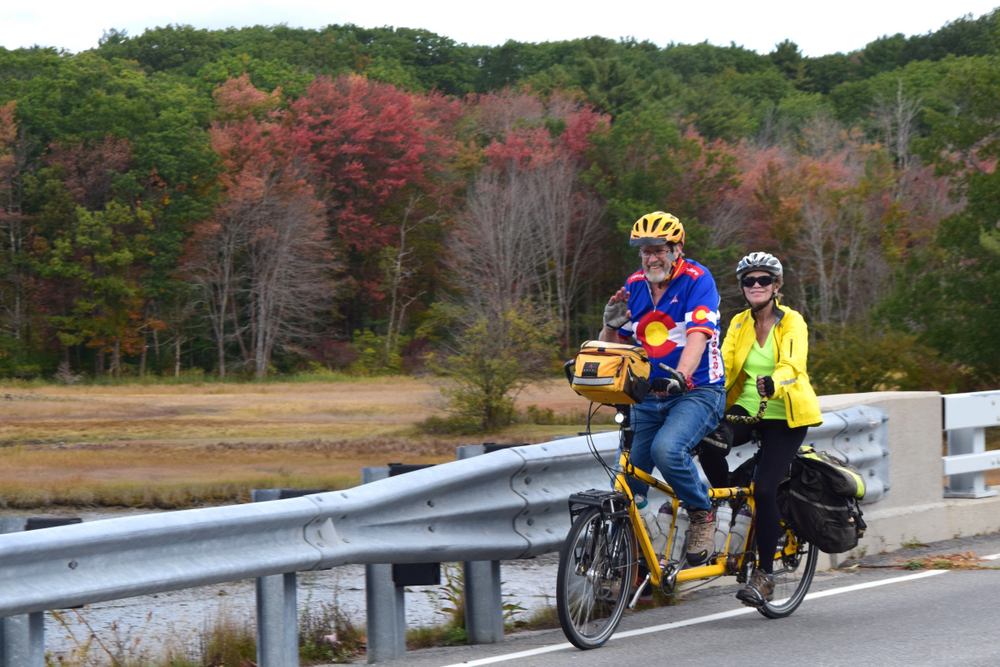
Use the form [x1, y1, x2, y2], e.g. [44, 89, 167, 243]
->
[777, 445, 868, 554]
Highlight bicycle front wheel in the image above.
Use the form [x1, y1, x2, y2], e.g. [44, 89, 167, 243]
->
[556, 506, 636, 649]
[758, 525, 818, 619]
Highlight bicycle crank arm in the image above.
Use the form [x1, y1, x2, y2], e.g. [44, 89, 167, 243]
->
[628, 573, 652, 609]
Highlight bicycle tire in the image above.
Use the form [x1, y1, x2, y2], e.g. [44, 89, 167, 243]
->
[557, 506, 636, 649]
[758, 526, 817, 618]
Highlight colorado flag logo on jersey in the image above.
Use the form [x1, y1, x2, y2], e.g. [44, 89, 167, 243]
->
[635, 311, 681, 357]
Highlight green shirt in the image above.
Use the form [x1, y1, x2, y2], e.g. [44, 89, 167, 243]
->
[736, 326, 787, 420]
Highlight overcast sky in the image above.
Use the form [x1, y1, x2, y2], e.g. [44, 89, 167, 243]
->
[2, 1, 999, 57]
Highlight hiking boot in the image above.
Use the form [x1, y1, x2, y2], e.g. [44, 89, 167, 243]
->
[684, 507, 716, 566]
[735, 568, 774, 607]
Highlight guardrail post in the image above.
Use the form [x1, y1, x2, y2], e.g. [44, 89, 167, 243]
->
[462, 560, 503, 643]
[255, 572, 298, 666]
[363, 464, 444, 662]
[0, 612, 44, 667]
[365, 562, 405, 663]
[362, 467, 406, 663]
[455, 443, 523, 643]
[251, 490, 302, 667]
[0, 517, 80, 667]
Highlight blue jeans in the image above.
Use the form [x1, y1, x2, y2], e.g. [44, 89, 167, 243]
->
[626, 385, 726, 511]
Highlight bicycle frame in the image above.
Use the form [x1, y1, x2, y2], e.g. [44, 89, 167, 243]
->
[614, 456, 756, 589]
[558, 395, 818, 649]
[609, 402, 800, 592]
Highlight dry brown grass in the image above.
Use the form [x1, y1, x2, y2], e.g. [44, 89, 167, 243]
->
[0, 377, 591, 509]
[899, 552, 1000, 570]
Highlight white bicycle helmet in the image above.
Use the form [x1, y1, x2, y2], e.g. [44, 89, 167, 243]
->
[736, 252, 783, 280]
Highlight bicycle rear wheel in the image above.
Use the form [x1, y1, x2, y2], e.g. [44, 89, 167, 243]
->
[557, 506, 636, 649]
[758, 525, 817, 618]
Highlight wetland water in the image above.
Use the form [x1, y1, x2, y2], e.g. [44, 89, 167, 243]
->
[4, 510, 559, 661]
[44, 557, 560, 661]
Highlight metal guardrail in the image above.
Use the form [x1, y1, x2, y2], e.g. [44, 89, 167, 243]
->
[943, 390, 1000, 498]
[0, 406, 889, 666]
[726, 404, 889, 503]
[0, 433, 621, 666]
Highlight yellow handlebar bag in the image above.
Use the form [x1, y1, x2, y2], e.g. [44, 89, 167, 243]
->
[566, 340, 651, 405]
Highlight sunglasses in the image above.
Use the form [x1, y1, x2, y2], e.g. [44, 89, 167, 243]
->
[741, 275, 775, 288]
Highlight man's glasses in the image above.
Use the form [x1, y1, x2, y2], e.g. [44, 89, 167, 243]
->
[741, 275, 774, 288]
[639, 245, 676, 257]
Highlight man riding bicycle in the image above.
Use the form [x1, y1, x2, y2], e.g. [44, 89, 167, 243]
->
[599, 211, 725, 565]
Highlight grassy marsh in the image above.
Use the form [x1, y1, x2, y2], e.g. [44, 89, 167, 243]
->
[0, 376, 596, 509]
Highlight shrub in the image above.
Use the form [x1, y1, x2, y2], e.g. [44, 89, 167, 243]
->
[809, 323, 970, 394]
[426, 305, 559, 431]
[348, 329, 406, 376]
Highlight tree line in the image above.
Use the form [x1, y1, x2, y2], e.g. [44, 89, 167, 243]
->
[0, 11, 997, 406]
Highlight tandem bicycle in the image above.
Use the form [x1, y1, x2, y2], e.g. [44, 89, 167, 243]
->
[556, 375, 817, 649]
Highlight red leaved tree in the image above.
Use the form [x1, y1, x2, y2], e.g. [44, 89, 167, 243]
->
[184, 79, 334, 378]
[45, 136, 132, 210]
[290, 75, 431, 263]
[289, 75, 460, 342]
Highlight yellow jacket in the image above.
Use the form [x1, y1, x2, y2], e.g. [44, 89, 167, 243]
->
[721, 303, 822, 428]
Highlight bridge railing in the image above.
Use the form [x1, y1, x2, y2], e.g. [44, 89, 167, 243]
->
[942, 390, 1000, 498]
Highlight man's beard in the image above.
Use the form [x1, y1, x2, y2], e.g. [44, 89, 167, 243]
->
[645, 266, 668, 284]
[644, 248, 677, 285]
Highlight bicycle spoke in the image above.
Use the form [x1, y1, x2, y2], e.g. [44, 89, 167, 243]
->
[558, 507, 634, 649]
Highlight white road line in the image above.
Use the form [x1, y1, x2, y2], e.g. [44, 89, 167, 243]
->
[801, 569, 948, 599]
[441, 569, 950, 667]
[441, 642, 576, 666]
[617, 569, 949, 639]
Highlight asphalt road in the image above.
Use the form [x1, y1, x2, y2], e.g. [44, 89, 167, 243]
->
[346, 532, 1000, 667]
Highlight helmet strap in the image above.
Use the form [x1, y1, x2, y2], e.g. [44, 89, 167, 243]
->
[747, 294, 778, 318]
[665, 248, 679, 269]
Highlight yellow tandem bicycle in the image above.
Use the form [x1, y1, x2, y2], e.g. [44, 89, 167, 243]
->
[557, 359, 817, 649]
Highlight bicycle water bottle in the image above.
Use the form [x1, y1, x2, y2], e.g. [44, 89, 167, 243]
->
[659, 503, 688, 563]
[729, 505, 753, 554]
[714, 503, 733, 554]
[640, 499, 670, 558]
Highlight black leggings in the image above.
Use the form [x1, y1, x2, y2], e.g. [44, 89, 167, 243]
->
[699, 405, 808, 574]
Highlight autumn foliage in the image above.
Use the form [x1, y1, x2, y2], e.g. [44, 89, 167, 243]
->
[0, 19, 997, 389]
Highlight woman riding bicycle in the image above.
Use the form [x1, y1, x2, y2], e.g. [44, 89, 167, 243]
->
[699, 252, 822, 607]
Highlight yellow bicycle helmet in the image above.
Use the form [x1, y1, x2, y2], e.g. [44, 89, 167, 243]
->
[629, 211, 685, 247]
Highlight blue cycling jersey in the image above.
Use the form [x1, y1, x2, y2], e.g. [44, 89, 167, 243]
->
[616, 258, 724, 387]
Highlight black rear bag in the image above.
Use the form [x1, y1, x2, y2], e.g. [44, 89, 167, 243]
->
[777, 447, 867, 554]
